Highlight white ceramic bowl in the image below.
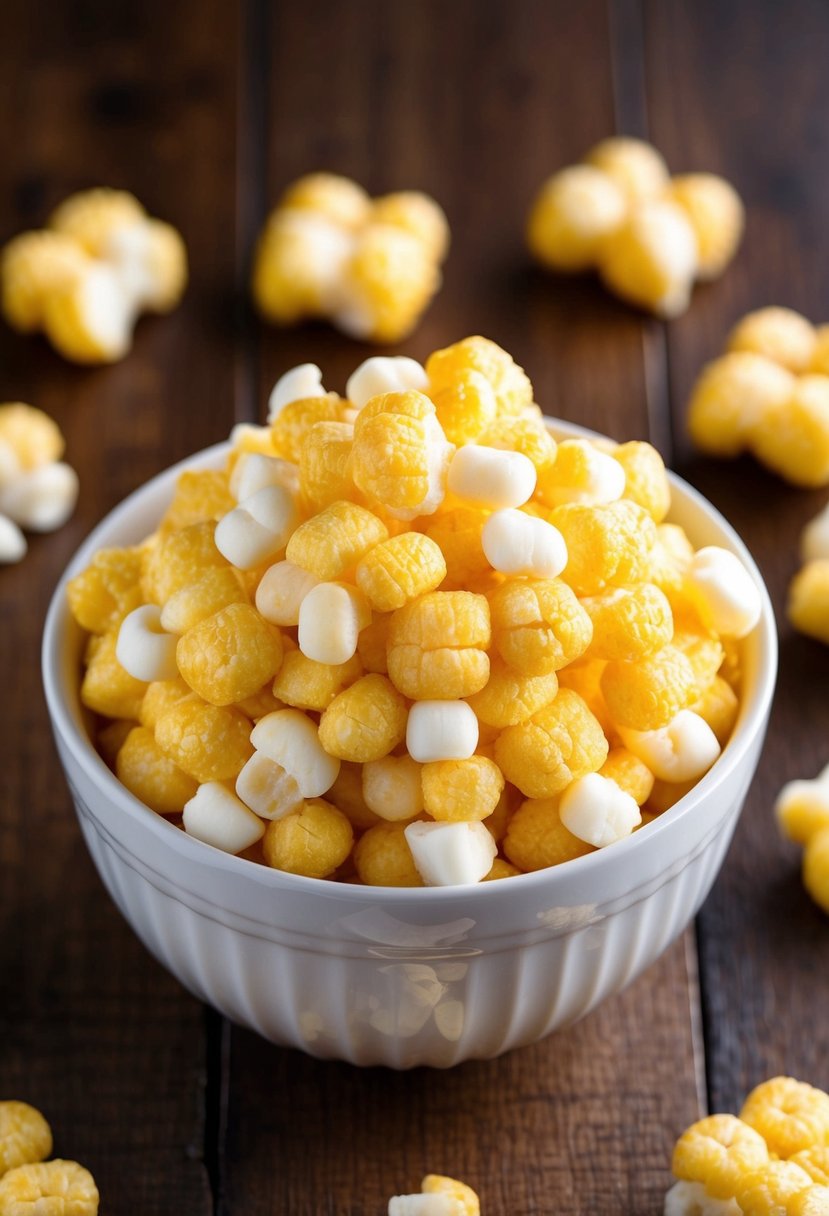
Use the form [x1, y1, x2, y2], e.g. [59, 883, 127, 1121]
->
[42, 426, 777, 1068]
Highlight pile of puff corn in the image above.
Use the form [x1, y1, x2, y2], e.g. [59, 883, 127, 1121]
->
[0, 404, 77, 563]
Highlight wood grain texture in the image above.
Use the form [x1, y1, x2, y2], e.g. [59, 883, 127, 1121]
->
[643, 0, 829, 1106]
[0, 1, 241, 1211]
[220, 3, 704, 1213]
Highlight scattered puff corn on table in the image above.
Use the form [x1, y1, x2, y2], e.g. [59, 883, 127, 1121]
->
[68, 336, 762, 887]
[0, 404, 77, 563]
[252, 173, 449, 343]
[1, 188, 187, 364]
[0, 1100, 99, 1215]
[527, 137, 743, 317]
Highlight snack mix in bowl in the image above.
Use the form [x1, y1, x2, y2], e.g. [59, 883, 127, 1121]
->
[66, 336, 763, 889]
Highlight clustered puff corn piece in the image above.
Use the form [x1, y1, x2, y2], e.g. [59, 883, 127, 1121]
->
[786, 502, 829, 646]
[688, 308, 829, 488]
[527, 137, 744, 317]
[252, 173, 449, 343]
[776, 763, 829, 915]
[1, 188, 187, 363]
[665, 1076, 829, 1216]
[0, 1099, 99, 1214]
[69, 335, 762, 887]
[0, 404, 78, 563]
[388, 1174, 480, 1215]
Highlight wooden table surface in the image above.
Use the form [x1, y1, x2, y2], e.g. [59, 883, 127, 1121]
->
[1, 1, 828, 1212]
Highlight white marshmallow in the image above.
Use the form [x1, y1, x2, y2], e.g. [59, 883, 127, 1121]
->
[116, 604, 178, 682]
[0, 462, 78, 532]
[267, 363, 326, 422]
[683, 545, 761, 638]
[802, 503, 829, 562]
[183, 782, 265, 854]
[620, 710, 721, 783]
[67, 262, 137, 360]
[256, 560, 321, 626]
[346, 356, 428, 409]
[214, 484, 298, 570]
[481, 508, 568, 578]
[250, 708, 340, 797]
[404, 820, 497, 887]
[229, 452, 300, 502]
[559, 773, 641, 848]
[406, 701, 479, 762]
[388, 1196, 457, 1216]
[235, 751, 304, 821]
[298, 581, 370, 664]
[447, 444, 537, 509]
[542, 440, 626, 506]
[663, 1180, 741, 1216]
[0, 513, 26, 563]
[228, 422, 272, 450]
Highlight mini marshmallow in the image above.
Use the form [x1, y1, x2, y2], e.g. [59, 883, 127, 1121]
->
[0, 513, 26, 563]
[229, 452, 301, 502]
[447, 444, 537, 509]
[663, 1181, 741, 1216]
[802, 503, 829, 562]
[267, 362, 326, 421]
[388, 1196, 457, 1216]
[406, 701, 479, 763]
[116, 604, 178, 682]
[0, 461, 78, 531]
[346, 356, 428, 409]
[620, 710, 721, 783]
[683, 546, 761, 638]
[255, 560, 321, 626]
[183, 782, 265, 854]
[298, 581, 370, 664]
[214, 484, 299, 570]
[482, 508, 568, 578]
[250, 708, 340, 797]
[235, 751, 304, 821]
[404, 820, 497, 887]
[558, 772, 641, 847]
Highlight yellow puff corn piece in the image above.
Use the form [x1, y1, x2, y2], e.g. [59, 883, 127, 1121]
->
[349, 391, 452, 521]
[0, 1102, 52, 1174]
[357, 611, 392, 674]
[177, 602, 283, 706]
[466, 657, 558, 728]
[299, 420, 359, 511]
[354, 820, 423, 887]
[789, 1186, 829, 1216]
[370, 191, 450, 261]
[431, 369, 497, 445]
[140, 521, 227, 606]
[116, 725, 198, 815]
[49, 188, 145, 253]
[280, 173, 371, 229]
[356, 532, 446, 612]
[741, 1078, 829, 1158]
[327, 761, 382, 830]
[613, 440, 671, 522]
[0, 1159, 99, 1216]
[751, 376, 829, 488]
[672, 1114, 770, 1200]
[81, 630, 147, 720]
[1, 231, 89, 332]
[272, 649, 362, 711]
[557, 657, 616, 739]
[424, 507, 491, 590]
[270, 394, 350, 463]
[67, 545, 144, 634]
[286, 499, 388, 580]
[159, 566, 248, 635]
[0, 402, 65, 469]
[788, 561, 829, 645]
[337, 222, 441, 344]
[669, 173, 745, 280]
[139, 677, 193, 730]
[262, 798, 353, 878]
[480, 414, 558, 472]
[159, 469, 235, 534]
[362, 754, 424, 823]
[420, 1174, 480, 1216]
[97, 719, 135, 769]
[421, 755, 505, 822]
[792, 1149, 829, 1187]
[734, 1160, 815, 1216]
[318, 673, 408, 762]
[551, 500, 657, 596]
[601, 643, 698, 732]
[526, 164, 627, 272]
[504, 796, 594, 871]
[692, 675, 739, 747]
[728, 307, 817, 374]
[687, 353, 795, 459]
[599, 199, 699, 319]
[489, 578, 592, 675]
[600, 747, 654, 805]
[585, 137, 670, 203]
[426, 335, 534, 419]
[811, 326, 829, 377]
[483, 858, 522, 880]
[582, 583, 673, 661]
[647, 523, 695, 596]
[495, 688, 608, 798]
[154, 699, 253, 783]
[387, 590, 491, 700]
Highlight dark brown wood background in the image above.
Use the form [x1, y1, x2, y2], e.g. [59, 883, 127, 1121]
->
[1, 1, 828, 1212]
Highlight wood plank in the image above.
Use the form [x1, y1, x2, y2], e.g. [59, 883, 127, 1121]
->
[644, 0, 829, 1108]
[0, 1, 241, 1210]
[223, 2, 704, 1212]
